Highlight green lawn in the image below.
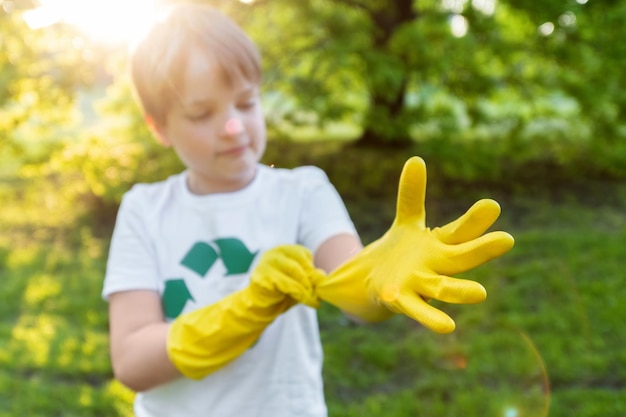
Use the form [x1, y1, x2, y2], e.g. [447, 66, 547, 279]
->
[1, 175, 625, 416]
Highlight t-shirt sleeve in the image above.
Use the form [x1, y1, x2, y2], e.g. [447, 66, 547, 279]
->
[101, 187, 160, 301]
[295, 166, 359, 253]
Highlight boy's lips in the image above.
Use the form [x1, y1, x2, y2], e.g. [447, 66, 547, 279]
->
[218, 144, 249, 157]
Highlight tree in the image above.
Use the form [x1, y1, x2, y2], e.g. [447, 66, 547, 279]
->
[0, 0, 95, 167]
[223, 0, 626, 153]
[240, 0, 432, 147]
[18, 0, 626, 212]
[494, 0, 626, 175]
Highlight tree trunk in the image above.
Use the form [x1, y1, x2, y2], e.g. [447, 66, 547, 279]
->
[357, 79, 411, 149]
[354, 0, 418, 148]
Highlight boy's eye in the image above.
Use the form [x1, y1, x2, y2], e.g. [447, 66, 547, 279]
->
[237, 99, 256, 110]
[187, 111, 213, 121]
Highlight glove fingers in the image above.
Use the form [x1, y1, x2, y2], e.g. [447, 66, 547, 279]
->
[255, 245, 321, 308]
[415, 273, 487, 304]
[274, 255, 322, 309]
[395, 156, 427, 227]
[392, 293, 456, 334]
[304, 269, 325, 308]
[271, 268, 321, 309]
[434, 199, 502, 244]
[437, 231, 515, 275]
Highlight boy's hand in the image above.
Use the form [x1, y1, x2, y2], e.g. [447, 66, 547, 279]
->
[366, 157, 514, 332]
[167, 244, 323, 380]
[250, 245, 323, 309]
[317, 157, 514, 333]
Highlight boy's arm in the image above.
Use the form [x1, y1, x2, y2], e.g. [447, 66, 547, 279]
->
[314, 233, 362, 274]
[315, 157, 515, 332]
[109, 245, 322, 392]
[109, 290, 180, 392]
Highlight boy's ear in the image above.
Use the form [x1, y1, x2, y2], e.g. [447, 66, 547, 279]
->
[145, 114, 172, 147]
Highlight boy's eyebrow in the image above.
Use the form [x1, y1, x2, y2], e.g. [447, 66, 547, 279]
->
[182, 98, 215, 109]
[237, 86, 259, 97]
[180, 86, 259, 109]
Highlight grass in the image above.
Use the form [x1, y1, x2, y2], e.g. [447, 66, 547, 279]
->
[320, 183, 626, 417]
[1, 165, 625, 415]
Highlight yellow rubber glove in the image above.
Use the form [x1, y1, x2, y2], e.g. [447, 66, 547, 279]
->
[317, 156, 515, 333]
[167, 245, 323, 380]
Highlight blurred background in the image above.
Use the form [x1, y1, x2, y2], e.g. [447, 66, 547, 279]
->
[1, 0, 625, 415]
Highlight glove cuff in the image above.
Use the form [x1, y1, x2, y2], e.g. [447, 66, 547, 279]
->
[167, 286, 291, 380]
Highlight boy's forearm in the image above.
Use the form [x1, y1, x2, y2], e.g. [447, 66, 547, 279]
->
[108, 245, 321, 388]
[110, 290, 281, 391]
[112, 322, 181, 392]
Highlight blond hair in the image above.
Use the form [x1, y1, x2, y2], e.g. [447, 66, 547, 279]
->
[130, 3, 262, 125]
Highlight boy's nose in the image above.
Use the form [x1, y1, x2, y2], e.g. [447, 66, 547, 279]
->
[224, 118, 243, 135]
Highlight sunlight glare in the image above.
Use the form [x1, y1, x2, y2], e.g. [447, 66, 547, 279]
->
[23, 0, 157, 45]
[435, 327, 551, 417]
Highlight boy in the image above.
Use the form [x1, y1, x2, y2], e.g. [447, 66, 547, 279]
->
[102, 3, 514, 417]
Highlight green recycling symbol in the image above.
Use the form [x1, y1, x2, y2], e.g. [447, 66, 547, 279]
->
[162, 238, 258, 319]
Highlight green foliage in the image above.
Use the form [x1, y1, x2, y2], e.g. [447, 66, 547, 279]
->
[4, 0, 626, 208]
[230, 0, 626, 162]
[20, 66, 184, 219]
[6, 0, 626, 214]
[0, 5, 97, 167]
[0, 207, 134, 415]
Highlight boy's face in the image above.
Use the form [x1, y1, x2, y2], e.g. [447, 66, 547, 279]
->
[156, 49, 266, 195]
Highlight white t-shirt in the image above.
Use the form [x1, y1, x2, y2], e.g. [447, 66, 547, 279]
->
[102, 164, 358, 417]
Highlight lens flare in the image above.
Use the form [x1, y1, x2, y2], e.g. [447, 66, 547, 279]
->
[432, 325, 551, 417]
[23, 0, 156, 45]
